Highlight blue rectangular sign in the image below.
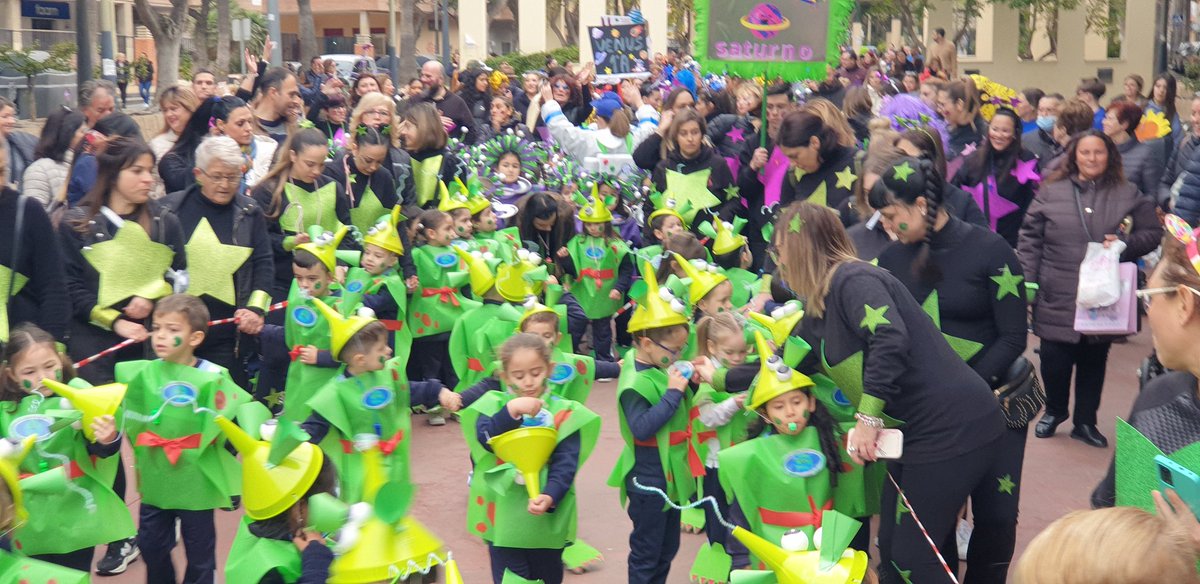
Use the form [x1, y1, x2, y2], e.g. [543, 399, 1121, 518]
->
[21, 1, 70, 20]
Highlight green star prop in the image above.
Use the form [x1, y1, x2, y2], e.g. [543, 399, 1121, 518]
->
[892, 562, 914, 584]
[279, 181, 342, 234]
[184, 218, 252, 306]
[892, 161, 916, 182]
[860, 304, 891, 334]
[921, 291, 983, 361]
[347, 174, 357, 185]
[788, 215, 804, 233]
[264, 388, 285, 409]
[0, 265, 28, 341]
[835, 166, 858, 190]
[808, 181, 829, 207]
[665, 168, 720, 223]
[991, 265, 1025, 301]
[348, 187, 388, 236]
[723, 185, 740, 201]
[998, 474, 1016, 495]
[83, 222, 174, 309]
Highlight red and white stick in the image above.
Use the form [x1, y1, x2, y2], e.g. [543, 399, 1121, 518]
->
[887, 472, 960, 583]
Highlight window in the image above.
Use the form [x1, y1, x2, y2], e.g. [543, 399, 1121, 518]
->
[1106, 0, 1126, 59]
[955, 8, 978, 57]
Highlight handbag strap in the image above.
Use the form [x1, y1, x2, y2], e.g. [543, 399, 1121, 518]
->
[1072, 183, 1095, 242]
[6, 194, 26, 309]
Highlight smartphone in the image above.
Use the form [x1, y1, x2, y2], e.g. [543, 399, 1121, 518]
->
[1156, 455, 1200, 520]
[847, 428, 904, 459]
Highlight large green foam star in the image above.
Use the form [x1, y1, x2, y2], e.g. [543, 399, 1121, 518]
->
[185, 218, 252, 306]
[83, 222, 175, 309]
[991, 264, 1025, 301]
[348, 186, 388, 236]
[860, 304, 891, 334]
[921, 291, 984, 361]
[835, 166, 858, 190]
[665, 168, 720, 223]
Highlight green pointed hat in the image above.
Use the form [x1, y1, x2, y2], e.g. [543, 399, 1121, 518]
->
[745, 330, 814, 411]
[698, 217, 749, 256]
[648, 191, 693, 228]
[295, 225, 351, 274]
[463, 175, 493, 215]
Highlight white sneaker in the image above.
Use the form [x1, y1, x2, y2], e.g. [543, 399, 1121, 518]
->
[427, 412, 446, 426]
[956, 518, 972, 559]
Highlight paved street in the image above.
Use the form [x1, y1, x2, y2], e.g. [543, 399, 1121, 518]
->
[102, 330, 1150, 583]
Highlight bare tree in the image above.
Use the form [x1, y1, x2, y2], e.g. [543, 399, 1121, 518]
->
[399, 0, 418, 80]
[216, 0, 232, 75]
[133, 0, 189, 90]
[298, 0, 318, 65]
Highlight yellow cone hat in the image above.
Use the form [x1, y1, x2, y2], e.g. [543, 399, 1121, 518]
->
[363, 206, 406, 256]
[578, 185, 614, 224]
[41, 379, 127, 442]
[517, 295, 559, 331]
[487, 426, 557, 499]
[309, 300, 379, 361]
[0, 436, 36, 525]
[730, 526, 868, 584]
[628, 261, 690, 333]
[438, 180, 471, 213]
[295, 225, 351, 274]
[672, 253, 729, 305]
[213, 416, 324, 521]
[453, 246, 501, 297]
[495, 252, 548, 303]
[745, 330, 814, 411]
[463, 176, 493, 216]
[747, 300, 805, 347]
[700, 217, 750, 256]
[648, 192, 693, 228]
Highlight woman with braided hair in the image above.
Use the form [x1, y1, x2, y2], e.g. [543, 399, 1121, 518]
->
[873, 155, 1029, 582]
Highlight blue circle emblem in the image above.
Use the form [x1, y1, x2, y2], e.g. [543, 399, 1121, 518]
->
[345, 280, 365, 293]
[362, 387, 393, 410]
[549, 363, 576, 385]
[291, 306, 318, 327]
[435, 253, 459, 268]
[832, 388, 852, 407]
[521, 409, 554, 428]
[9, 415, 53, 442]
[162, 383, 198, 407]
[783, 449, 826, 477]
[584, 246, 605, 261]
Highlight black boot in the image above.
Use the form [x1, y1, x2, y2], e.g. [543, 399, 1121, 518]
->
[1035, 413, 1068, 438]
[1070, 424, 1108, 448]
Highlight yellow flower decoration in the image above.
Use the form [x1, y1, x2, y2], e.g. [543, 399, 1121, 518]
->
[1136, 110, 1172, 141]
[489, 70, 510, 93]
[970, 74, 1020, 122]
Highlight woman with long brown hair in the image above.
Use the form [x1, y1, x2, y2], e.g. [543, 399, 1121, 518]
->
[649, 108, 737, 227]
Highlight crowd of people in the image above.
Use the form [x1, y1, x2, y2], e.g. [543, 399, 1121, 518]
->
[1, 37, 1200, 584]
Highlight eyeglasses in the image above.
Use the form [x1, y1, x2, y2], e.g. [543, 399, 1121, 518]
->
[553, 83, 570, 91]
[1136, 286, 1200, 310]
[363, 109, 390, 118]
[200, 169, 243, 185]
[649, 338, 684, 361]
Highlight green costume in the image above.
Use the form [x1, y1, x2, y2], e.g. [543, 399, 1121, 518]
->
[408, 245, 479, 338]
[725, 268, 759, 309]
[566, 235, 630, 320]
[305, 359, 416, 504]
[547, 349, 596, 405]
[0, 550, 89, 583]
[0, 264, 28, 341]
[117, 359, 251, 510]
[283, 284, 343, 421]
[347, 186, 388, 237]
[718, 427, 866, 568]
[634, 244, 664, 267]
[693, 381, 755, 451]
[225, 518, 302, 583]
[607, 352, 701, 505]
[341, 266, 413, 357]
[461, 391, 600, 549]
[411, 154, 445, 207]
[449, 301, 524, 393]
[279, 181, 343, 235]
[1, 385, 135, 555]
[474, 227, 521, 264]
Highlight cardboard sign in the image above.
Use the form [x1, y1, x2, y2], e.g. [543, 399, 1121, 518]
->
[695, 0, 854, 80]
[589, 22, 651, 82]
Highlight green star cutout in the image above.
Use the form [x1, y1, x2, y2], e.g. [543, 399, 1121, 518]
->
[895, 498, 910, 525]
[892, 562, 914, 584]
[184, 218, 252, 306]
[892, 161, 915, 182]
[279, 181, 342, 234]
[998, 473, 1016, 495]
[921, 291, 983, 361]
[860, 304, 891, 334]
[991, 265, 1025, 301]
[788, 215, 804, 233]
[808, 181, 829, 207]
[83, 222, 175, 309]
[347, 173, 357, 185]
[665, 168, 720, 223]
[264, 388, 285, 409]
[835, 166, 858, 190]
[723, 184, 740, 201]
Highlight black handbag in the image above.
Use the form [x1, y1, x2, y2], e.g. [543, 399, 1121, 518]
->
[994, 356, 1046, 429]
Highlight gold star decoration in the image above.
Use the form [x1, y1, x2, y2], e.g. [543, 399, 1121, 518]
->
[83, 222, 175, 309]
[892, 161, 915, 182]
[835, 166, 858, 190]
[184, 218, 252, 306]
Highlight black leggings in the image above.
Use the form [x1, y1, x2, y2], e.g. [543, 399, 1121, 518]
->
[878, 430, 1021, 584]
[1039, 338, 1112, 426]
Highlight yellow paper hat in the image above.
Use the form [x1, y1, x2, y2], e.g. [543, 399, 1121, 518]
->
[463, 175, 493, 216]
[730, 523, 868, 584]
[0, 436, 37, 524]
[453, 246, 501, 297]
[648, 192, 693, 228]
[309, 300, 379, 361]
[495, 251, 548, 303]
[628, 261, 690, 333]
[362, 206, 406, 256]
[517, 295, 559, 330]
[699, 217, 750, 256]
[673, 253, 729, 305]
[295, 225, 350, 274]
[213, 416, 323, 521]
[747, 300, 805, 347]
[745, 330, 814, 411]
[40, 379, 127, 442]
[438, 180, 471, 213]
[578, 185, 614, 224]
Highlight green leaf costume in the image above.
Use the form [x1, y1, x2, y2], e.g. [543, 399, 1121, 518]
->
[460, 391, 600, 549]
[225, 517, 302, 583]
[279, 182, 343, 234]
[305, 359, 415, 504]
[0, 550, 89, 583]
[634, 244, 664, 267]
[411, 154, 444, 207]
[449, 302, 523, 393]
[547, 349, 596, 405]
[725, 268, 759, 309]
[347, 186, 388, 237]
[283, 285, 343, 421]
[566, 235, 630, 320]
[117, 359, 251, 510]
[408, 245, 480, 338]
[717, 427, 866, 569]
[474, 227, 521, 264]
[1, 385, 135, 555]
[341, 267, 412, 357]
[607, 352, 700, 505]
[693, 382, 755, 451]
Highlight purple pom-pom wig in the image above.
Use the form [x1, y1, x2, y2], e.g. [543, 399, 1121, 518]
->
[879, 94, 951, 156]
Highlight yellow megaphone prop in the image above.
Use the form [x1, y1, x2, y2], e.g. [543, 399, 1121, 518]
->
[487, 426, 557, 500]
[41, 380, 127, 443]
[443, 556, 465, 584]
[730, 523, 868, 584]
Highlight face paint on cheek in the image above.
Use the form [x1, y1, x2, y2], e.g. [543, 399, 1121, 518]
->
[379, 355, 387, 364]
[802, 410, 810, 420]
[173, 336, 183, 347]
[21, 380, 31, 390]
[661, 357, 670, 366]
[314, 282, 322, 291]
[53, 370, 62, 381]
[898, 222, 909, 232]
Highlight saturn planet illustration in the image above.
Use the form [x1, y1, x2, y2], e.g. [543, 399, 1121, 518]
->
[740, 3, 790, 40]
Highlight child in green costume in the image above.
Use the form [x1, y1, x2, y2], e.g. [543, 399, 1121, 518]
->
[0, 325, 135, 572]
[700, 218, 760, 309]
[472, 198, 521, 263]
[636, 194, 690, 267]
[117, 294, 254, 583]
[407, 210, 480, 421]
[559, 190, 632, 362]
[217, 416, 337, 583]
[346, 206, 418, 359]
[719, 332, 871, 571]
[0, 434, 91, 583]
[301, 300, 460, 504]
[607, 261, 702, 584]
[461, 333, 600, 584]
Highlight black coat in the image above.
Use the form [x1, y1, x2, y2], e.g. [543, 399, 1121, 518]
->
[0, 188, 69, 338]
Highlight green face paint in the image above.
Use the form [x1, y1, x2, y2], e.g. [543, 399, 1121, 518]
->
[379, 355, 387, 364]
[772, 417, 783, 426]
[172, 336, 183, 347]
[53, 370, 62, 381]
[802, 410, 810, 420]
[313, 282, 323, 290]
[787, 422, 798, 432]
[660, 356, 670, 366]
[21, 380, 32, 390]
[898, 222, 909, 232]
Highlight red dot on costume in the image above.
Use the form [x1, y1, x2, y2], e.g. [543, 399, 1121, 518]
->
[476, 496, 484, 505]
[18, 579, 28, 584]
[475, 522, 488, 533]
[576, 361, 588, 374]
[214, 391, 227, 410]
[481, 246, 490, 252]
[48, 580, 57, 584]
[392, 370, 400, 381]
[487, 502, 496, 524]
[416, 328, 425, 334]
[421, 314, 432, 326]
[13, 540, 21, 550]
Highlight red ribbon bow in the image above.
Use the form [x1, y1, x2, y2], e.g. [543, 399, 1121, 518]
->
[580, 268, 615, 290]
[136, 431, 203, 465]
[758, 495, 834, 528]
[340, 430, 405, 455]
[633, 407, 716, 478]
[422, 287, 461, 307]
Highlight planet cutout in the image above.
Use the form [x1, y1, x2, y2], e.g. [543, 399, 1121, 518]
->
[740, 3, 790, 40]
